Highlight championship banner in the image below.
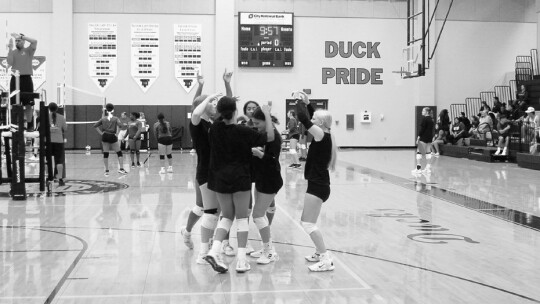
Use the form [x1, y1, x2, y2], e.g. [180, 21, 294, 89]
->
[88, 23, 117, 92]
[131, 24, 159, 93]
[0, 56, 46, 91]
[174, 24, 202, 93]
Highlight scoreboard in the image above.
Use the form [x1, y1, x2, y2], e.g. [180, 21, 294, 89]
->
[238, 12, 294, 67]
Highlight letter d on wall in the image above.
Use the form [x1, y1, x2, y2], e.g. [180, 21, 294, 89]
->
[325, 41, 338, 58]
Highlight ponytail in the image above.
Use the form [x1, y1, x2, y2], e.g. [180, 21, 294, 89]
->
[49, 102, 59, 125]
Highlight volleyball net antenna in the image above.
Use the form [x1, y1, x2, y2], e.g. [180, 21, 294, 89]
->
[57, 83, 106, 125]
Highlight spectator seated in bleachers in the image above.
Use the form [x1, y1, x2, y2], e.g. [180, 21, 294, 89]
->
[522, 107, 540, 145]
[478, 110, 494, 144]
[431, 129, 446, 156]
[468, 116, 481, 139]
[517, 84, 529, 104]
[436, 109, 450, 137]
[479, 101, 491, 114]
[460, 112, 471, 134]
[448, 117, 466, 145]
[492, 97, 503, 114]
[494, 113, 512, 156]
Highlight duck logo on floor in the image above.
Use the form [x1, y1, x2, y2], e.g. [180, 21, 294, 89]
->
[0, 180, 129, 198]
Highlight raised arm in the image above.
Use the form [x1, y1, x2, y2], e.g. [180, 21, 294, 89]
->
[261, 104, 274, 142]
[296, 91, 324, 141]
[223, 68, 233, 97]
[193, 71, 204, 102]
[191, 93, 221, 126]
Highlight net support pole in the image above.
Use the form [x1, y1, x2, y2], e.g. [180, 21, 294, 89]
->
[11, 105, 27, 200]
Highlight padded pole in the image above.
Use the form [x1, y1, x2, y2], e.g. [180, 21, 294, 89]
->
[39, 101, 47, 191]
[11, 105, 26, 200]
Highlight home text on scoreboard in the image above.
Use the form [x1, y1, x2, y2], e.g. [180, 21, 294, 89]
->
[238, 12, 294, 68]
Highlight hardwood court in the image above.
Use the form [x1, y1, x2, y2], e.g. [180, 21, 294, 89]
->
[1, 149, 539, 304]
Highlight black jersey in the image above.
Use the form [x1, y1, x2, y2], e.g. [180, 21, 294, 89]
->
[252, 128, 283, 194]
[305, 132, 332, 186]
[418, 116, 434, 143]
[208, 121, 267, 193]
[189, 120, 212, 185]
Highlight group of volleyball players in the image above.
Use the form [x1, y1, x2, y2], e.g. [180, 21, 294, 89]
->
[177, 70, 337, 273]
[94, 104, 174, 176]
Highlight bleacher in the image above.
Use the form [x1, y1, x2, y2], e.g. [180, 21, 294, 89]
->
[442, 49, 540, 170]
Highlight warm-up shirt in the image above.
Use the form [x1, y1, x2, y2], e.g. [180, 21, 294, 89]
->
[419, 116, 434, 143]
[94, 116, 121, 134]
[305, 132, 332, 186]
[208, 121, 267, 193]
[127, 120, 143, 139]
[154, 121, 172, 139]
[7, 47, 36, 75]
[189, 120, 212, 185]
[49, 113, 67, 143]
[252, 128, 283, 194]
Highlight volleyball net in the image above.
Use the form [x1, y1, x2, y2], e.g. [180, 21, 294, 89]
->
[56, 83, 107, 125]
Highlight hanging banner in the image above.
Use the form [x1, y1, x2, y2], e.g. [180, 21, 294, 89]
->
[88, 23, 117, 92]
[0, 56, 46, 91]
[174, 24, 202, 93]
[131, 23, 159, 93]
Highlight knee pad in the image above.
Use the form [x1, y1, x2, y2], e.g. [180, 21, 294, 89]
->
[300, 144, 306, 149]
[136, 151, 140, 155]
[289, 149, 297, 154]
[253, 216, 269, 231]
[167, 154, 172, 159]
[266, 206, 276, 214]
[160, 155, 165, 160]
[301, 221, 318, 235]
[236, 218, 249, 233]
[416, 153, 422, 160]
[204, 208, 218, 214]
[130, 150, 135, 154]
[216, 217, 233, 232]
[103, 152, 109, 158]
[201, 214, 219, 230]
[117, 151, 123, 157]
[426, 154, 432, 160]
[191, 205, 204, 217]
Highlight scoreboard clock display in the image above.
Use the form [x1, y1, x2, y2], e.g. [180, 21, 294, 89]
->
[238, 12, 294, 67]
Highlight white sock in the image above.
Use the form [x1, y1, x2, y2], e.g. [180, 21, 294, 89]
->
[200, 242, 209, 253]
[211, 240, 222, 254]
[263, 240, 272, 250]
[237, 247, 247, 257]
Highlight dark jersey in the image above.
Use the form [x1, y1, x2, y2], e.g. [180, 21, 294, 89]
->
[419, 116, 434, 143]
[189, 120, 212, 185]
[252, 128, 283, 194]
[305, 132, 332, 186]
[208, 121, 267, 193]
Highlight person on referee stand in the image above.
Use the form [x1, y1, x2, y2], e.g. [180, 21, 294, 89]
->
[7, 32, 38, 130]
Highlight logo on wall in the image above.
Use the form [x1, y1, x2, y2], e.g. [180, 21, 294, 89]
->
[0, 56, 46, 91]
[0, 179, 129, 198]
[322, 41, 383, 85]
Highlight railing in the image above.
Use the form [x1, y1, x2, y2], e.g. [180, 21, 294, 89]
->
[480, 91, 496, 108]
[449, 104, 466, 122]
[466, 97, 482, 117]
[509, 80, 517, 102]
[494, 86, 511, 104]
[530, 49, 539, 76]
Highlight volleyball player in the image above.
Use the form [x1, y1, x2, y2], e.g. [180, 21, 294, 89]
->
[48, 102, 67, 186]
[93, 103, 127, 176]
[412, 107, 434, 175]
[249, 107, 283, 264]
[153, 113, 173, 174]
[127, 112, 143, 168]
[293, 91, 337, 272]
[204, 98, 274, 273]
[180, 70, 233, 251]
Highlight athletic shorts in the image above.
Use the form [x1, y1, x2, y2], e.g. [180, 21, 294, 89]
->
[50, 142, 65, 165]
[157, 136, 173, 146]
[307, 181, 330, 202]
[128, 138, 141, 151]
